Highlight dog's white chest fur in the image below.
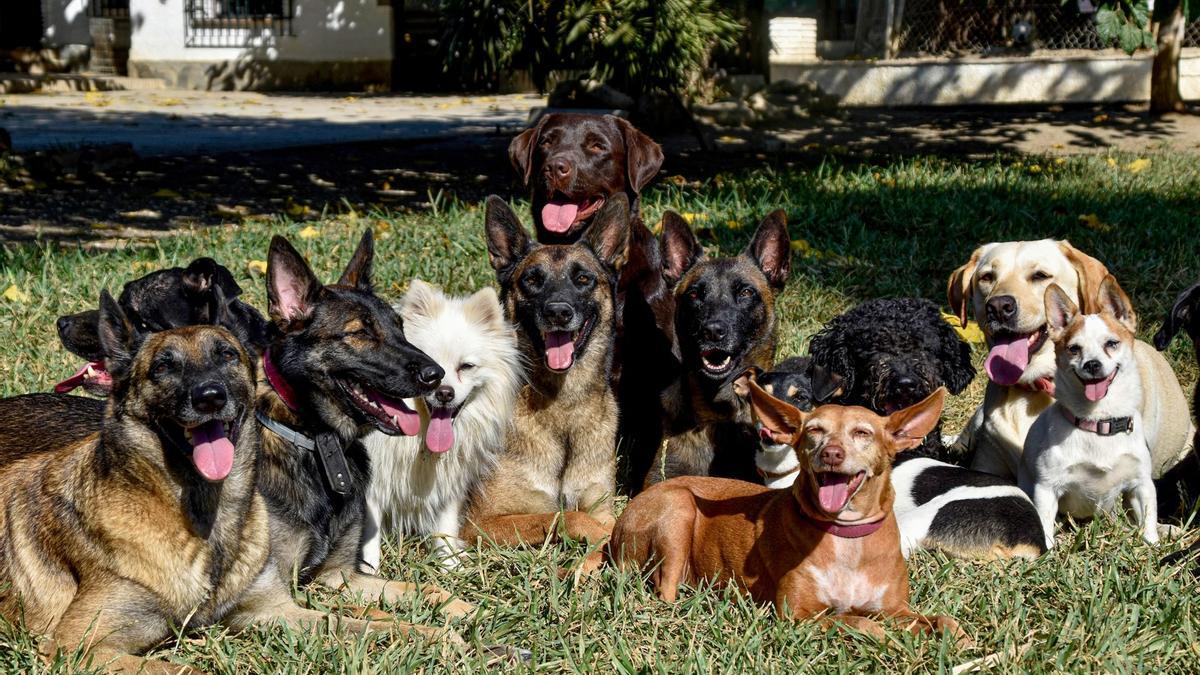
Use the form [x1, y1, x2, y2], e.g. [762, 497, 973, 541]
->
[806, 538, 886, 614]
[1036, 421, 1148, 518]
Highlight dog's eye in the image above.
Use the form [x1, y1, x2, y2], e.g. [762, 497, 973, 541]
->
[459, 362, 475, 372]
[1105, 339, 1120, 351]
[738, 287, 755, 300]
[1068, 344, 1082, 355]
[588, 142, 605, 153]
[687, 288, 700, 301]
[978, 271, 995, 284]
[1030, 270, 1052, 282]
[852, 428, 872, 439]
[521, 270, 544, 292]
[219, 347, 238, 363]
[152, 361, 173, 377]
[575, 273, 592, 286]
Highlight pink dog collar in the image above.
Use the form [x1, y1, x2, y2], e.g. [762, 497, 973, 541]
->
[1061, 407, 1133, 436]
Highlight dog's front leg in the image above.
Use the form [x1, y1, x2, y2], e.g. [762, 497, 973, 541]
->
[432, 502, 466, 569]
[316, 567, 476, 619]
[1020, 469, 1059, 550]
[1129, 465, 1160, 545]
[360, 492, 385, 574]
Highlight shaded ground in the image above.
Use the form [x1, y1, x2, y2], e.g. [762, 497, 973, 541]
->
[0, 96, 1197, 241]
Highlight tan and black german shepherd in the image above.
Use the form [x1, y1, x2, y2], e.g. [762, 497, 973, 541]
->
[462, 195, 628, 551]
[643, 210, 791, 488]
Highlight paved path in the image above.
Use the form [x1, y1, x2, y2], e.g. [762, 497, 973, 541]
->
[1, 90, 542, 156]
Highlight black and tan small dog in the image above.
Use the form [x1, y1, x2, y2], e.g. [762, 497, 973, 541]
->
[509, 113, 674, 492]
[1155, 279, 1200, 573]
[644, 209, 791, 487]
[463, 194, 628, 554]
[0, 293, 269, 673]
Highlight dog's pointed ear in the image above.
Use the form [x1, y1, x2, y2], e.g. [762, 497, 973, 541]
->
[660, 211, 703, 286]
[745, 210, 790, 290]
[1044, 283, 1078, 340]
[1097, 274, 1137, 333]
[744, 375, 808, 445]
[484, 195, 534, 285]
[401, 279, 443, 320]
[613, 116, 663, 193]
[337, 230, 375, 292]
[1058, 240, 1110, 315]
[947, 245, 986, 328]
[267, 235, 323, 326]
[886, 387, 946, 453]
[585, 193, 631, 272]
[508, 116, 550, 187]
[183, 257, 242, 299]
[464, 285, 506, 331]
[1154, 281, 1200, 351]
[732, 366, 763, 399]
[97, 289, 142, 378]
[808, 362, 846, 404]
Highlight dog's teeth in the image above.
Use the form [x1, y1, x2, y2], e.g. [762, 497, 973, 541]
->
[392, 414, 400, 427]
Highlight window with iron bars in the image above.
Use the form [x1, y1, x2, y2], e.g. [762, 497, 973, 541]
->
[184, 0, 295, 48]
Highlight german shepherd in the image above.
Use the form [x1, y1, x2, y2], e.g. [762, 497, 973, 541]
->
[0, 293, 269, 674]
[255, 230, 472, 616]
[644, 210, 791, 487]
[463, 194, 628, 550]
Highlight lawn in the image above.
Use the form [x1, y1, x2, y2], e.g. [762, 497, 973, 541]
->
[1, 151, 1199, 672]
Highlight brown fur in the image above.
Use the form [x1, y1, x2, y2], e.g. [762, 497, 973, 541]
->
[613, 381, 967, 644]
[0, 393, 103, 462]
[463, 196, 628, 558]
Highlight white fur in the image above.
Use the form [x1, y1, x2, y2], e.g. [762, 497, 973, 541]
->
[1019, 315, 1157, 550]
[755, 437, 800, 489]
[808, 537, 887, 613]
[362, 281, 522, 570]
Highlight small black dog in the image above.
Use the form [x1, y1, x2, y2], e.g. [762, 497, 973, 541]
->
[808, 297, 1046, 559]
[55, 257, 268, 395]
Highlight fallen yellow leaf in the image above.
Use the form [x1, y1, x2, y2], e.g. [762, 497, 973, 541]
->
[1105, 157, 1118, 167]
[790, 239, 811, 253]
[152, 188, 181, 199]
[1078, 213, 1112, 232]
[1028, 164, 1042, 173]
[2, 284, 29, 303]
[941, 312, 984, 343]
[680, 213, 707, 224]
[1054, 158, 1066, 166]
[1126, 158, 1151, 173]
[1093, 114, 1109, 123]
[246, 260, 268, 277]
[726, 219, 742, 230]
[297, 225, 320, 239]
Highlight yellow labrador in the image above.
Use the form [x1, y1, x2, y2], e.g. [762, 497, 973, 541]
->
[948, 239, 1192, 480]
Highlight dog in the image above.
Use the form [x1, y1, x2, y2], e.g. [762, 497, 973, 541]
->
[54, 257, 269, 396]
[509, 112, 673, 493]
[254, 230, 473, 619]
[743, 357, 818, 488]
[1020, 277, 1161, 549]
[362, 280, 522, 570]
[0, 393, 104, 462]
[612, 379, 966, 643]
[644, 209, 791, 487]
[948, 240, 1192, 482]
[462, 194, 627, 554]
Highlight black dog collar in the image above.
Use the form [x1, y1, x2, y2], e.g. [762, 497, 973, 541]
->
[255, 411, 353, 495]
[1060, 407, 1134, 436]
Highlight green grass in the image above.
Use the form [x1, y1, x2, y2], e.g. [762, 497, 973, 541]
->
[2, 151, 1200, 672]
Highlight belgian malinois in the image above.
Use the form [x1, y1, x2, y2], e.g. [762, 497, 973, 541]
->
[254, 230, 474, 615]
[463, 194, 628, 552]
[644, 210, 791, 487]
[0, 293, 269, 674]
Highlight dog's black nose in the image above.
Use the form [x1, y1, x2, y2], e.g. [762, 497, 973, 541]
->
[1082, 359, 1103, 377]
[702, 321, 727, 343]
[895, 376, 919, 395]
[56, 315, 72, 335]
[415, 363, 444, 388]
[435, 385, 455, 404]
[191, 382, 227, 414]
[544, 302, 575, 327]
[986, 295, 1018, 323]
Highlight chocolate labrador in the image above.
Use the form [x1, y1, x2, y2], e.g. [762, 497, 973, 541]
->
[509, 113, 674, 492]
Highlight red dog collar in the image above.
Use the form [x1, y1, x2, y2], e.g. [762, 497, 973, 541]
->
[806, 514, 887, 539]
[263, 349, 300, 412]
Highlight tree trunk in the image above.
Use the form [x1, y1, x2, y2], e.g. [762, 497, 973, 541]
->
[1150, 0, 1187, 114]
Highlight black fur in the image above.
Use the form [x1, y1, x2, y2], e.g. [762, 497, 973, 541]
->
[925, 497, 1048, 554]
[908, 465, 1018, 506]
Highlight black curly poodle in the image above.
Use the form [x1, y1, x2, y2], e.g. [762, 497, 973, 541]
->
[808, 297, 976, 458]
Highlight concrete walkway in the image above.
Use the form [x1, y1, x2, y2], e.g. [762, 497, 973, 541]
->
[1, 90, 542, 156]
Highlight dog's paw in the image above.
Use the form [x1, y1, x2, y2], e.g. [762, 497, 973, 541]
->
[424, 588, 476, 619]
[1157, 523, 1184, 541]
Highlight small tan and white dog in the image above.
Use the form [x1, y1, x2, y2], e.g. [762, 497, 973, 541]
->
[1019, 276, 1157, 549]
[362, 281, 522, 569]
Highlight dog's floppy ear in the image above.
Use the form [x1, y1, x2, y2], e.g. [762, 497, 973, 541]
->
[508, 116, 550, 187]
[1097, 274, 1137, 333]
[1044, 283, 1079, 340]
[660, 211, 703, 286]
[337, 230, 375, 292]
[267, 235, 323, 326]
[1058, 240, 1110, 315]
[401, 279, 444, 320]
[484, 195, 535, 285]
[1154, 280, 1200, 350]
[183, 257, 243, 300]
[744, 375, 808, 446]
[947, 246, 985, 328]
[463, 285, 506, 332]
[97, 289, 142, 379]
[934, 317, 977, 395]
[744, 210, 790, 291]
[808, 362, 846, 404]
[808, 326, 855, 401]
[613, 116, 663, 193]
[585, 193, 631, 272]
[885, 387, 946, 453]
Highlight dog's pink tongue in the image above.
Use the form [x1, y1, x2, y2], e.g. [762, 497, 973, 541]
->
[426, 408, 455, 453]
[541, 202, 579, 233]
[818, 473, 853, 513]
[54, 361, 110, 393]
[545, 331, 575, 370]
[985, 334, 1031, 386]
[190, 420, 235, 482]
[367, 389, 422, 436]
[1084, 375, 1113, 402]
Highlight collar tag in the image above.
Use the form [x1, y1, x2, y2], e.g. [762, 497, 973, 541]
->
[315, 432, 354, 496]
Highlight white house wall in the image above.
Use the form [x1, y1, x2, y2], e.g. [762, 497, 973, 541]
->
[128, 0, 393, 90]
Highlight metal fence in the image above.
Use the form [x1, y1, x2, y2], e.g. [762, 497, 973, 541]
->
[184, 0, 295, 48]
[894, 0, 1108, 55]
[88, 0, 130, 19]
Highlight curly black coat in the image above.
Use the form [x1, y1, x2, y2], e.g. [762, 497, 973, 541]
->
[808, 297, 976, 458]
